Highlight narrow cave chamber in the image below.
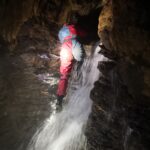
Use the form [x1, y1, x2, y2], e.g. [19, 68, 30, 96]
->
[0, 0, 150, 150]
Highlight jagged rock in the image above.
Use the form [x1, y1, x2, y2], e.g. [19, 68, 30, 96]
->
[86, 0, 150, 149]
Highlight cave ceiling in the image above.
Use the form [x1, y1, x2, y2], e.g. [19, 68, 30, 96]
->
[0, 0, 103, 43]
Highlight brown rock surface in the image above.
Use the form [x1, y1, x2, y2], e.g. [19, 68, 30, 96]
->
[87, 0, 150, 149]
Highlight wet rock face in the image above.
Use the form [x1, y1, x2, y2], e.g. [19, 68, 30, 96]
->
[0, 55, 49, 150]
[86, 0, 150, 149]
[98, 0, 150, 97]
[87, 50, 150, 149]
[0, 18, 60, 150]
[98, 0, 150, 58]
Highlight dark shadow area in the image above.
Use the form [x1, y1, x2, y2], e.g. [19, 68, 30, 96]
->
[0, 36, 9, 55]
[77, 8, 101, 44]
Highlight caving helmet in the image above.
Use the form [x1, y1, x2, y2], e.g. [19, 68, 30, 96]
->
[58, 24, 77, 43]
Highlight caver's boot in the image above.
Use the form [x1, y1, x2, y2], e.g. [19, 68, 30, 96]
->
[56, 95, 64, 112]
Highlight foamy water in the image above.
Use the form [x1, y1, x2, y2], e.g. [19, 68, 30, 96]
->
[27, 41, 109, 150]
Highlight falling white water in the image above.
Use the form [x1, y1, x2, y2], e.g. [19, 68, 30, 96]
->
[27, 41, 109, 150]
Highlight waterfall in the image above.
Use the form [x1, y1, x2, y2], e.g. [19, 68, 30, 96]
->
[27, 41, 108, 150]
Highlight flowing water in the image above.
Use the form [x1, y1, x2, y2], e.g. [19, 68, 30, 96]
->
[27, 42, 108, 150]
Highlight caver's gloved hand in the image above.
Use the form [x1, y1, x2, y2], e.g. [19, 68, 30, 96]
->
[56, 95, 64, 111]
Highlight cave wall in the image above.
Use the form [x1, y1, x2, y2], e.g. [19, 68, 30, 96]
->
[0, 0, 39, 43]
[98, 0, 150, 98]
[0, 0, 102, 45]
[98, 0, 150, 96]
[87, 0, 150, 149]
[0, 0, 150, 150]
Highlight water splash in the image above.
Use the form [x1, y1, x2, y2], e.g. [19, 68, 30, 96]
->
[27, 42, 108, 150]
[37, 73, 58, 85]
[124, 126, 133, 150]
